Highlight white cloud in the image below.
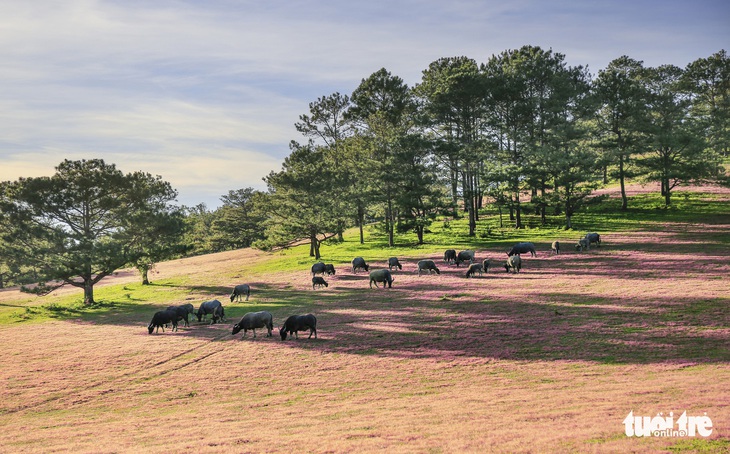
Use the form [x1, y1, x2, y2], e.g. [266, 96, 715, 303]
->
[1, 0, 727, 208]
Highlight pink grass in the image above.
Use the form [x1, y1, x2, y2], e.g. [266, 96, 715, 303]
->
[1, 189, 729, 452]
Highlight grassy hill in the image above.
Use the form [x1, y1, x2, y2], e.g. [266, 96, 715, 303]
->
[0, 184, 728, 453]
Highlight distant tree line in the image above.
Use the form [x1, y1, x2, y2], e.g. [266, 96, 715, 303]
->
[1, 47, 728, 297]
[197, 46, 726, 257]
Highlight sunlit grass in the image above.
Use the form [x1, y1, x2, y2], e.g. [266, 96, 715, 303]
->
[1, 186, 728, 332]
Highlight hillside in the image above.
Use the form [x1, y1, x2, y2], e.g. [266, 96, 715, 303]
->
[0, 183, 728, 453]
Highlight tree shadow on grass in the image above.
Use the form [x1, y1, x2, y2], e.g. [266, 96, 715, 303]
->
[53, 276, 730, 365]
[27, 219, 730, 365]
[303, 287, 730, 364]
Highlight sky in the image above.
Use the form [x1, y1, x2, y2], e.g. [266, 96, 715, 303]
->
[1, 0, 728, 209]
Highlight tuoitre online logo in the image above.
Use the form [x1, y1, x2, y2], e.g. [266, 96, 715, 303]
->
[623, 411, 713, 437]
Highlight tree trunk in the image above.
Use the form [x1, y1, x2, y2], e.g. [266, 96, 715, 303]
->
[664, 179, 672, 207]
[539, 181, 546, 225]
[416, 226, 424, 245]
[387, 200, 394, 247]
[514, 182, 522, 229]
[141, 267, 150, 285]
[309, 230, 320, 259]
[358, 204, 365, 244]
[84, 281, 95, 305]
[475, 163, 482, 220]
[451, 166, 459, 217]
[467, 169, 476, 237]
[619, 154, 628, 211]
[564, 189, 573, 229]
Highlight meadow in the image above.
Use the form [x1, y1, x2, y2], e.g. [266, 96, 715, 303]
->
[0, 184, 728, 453]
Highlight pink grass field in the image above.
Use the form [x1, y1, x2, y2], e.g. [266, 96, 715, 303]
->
[1, 190, 729, 453]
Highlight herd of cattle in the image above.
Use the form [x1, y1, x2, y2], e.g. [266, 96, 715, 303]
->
[147, 278, 319, 340]
[147, 232, 601, 339]
[147, 298, 317, 341]
[310, 232, 602, 288]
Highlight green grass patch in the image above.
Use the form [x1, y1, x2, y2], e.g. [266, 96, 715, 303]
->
[585, 431, 628, 444]
[576, 190, 730, 235]
[0, 186, 728, 327]
[668, 438, 730, 453]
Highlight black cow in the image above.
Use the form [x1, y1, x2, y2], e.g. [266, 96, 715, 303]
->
[417, 260, 440, 276]
[279, 314, 318, 340]
[148, 309, 178, 334]
[352, 257, 370, 273]
[196, 299, 225, 324]
[230, 284, 251, 302]
[455, 250, 475, 267]
[312, 276, 328, 289]
[369, 269, 394, 288]
[444, 249, 457, 264]
[507, 242, 536, 257]
[388, 257, 403, 271]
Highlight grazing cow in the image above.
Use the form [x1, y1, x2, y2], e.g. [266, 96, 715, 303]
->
[507, 242, 536, 257]
[231, 311, 274, 339]
[312, 276, 328, 289]
[324, 264, 336, 276]
[575, 237, 590, 251]
[465, 260, 490, 278]
[311, 262, 326, 276]
[504, 254, 522, 274]
[369, 269, 394, 288]
[444, 249, 457, 264]
[166, 304, 194, 327]
[388, 257, 403, 271]
[585, 233, 601, 247]
[551, 241, 560, 255]
[455, 250, 475, 267]
[417, 260, 441, 276]
[280, 314, 318, 340]
[230, 284, 251, 302]
[352, 257, 370, 273]
[148, 309, 178, 334]
[196, 299, 225, 324]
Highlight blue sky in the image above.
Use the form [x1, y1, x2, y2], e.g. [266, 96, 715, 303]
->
[1, 0, 728, 208]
